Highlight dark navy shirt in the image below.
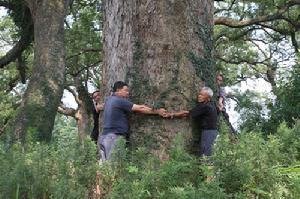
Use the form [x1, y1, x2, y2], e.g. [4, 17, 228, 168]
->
[102, 94, 134, 135]
[90, 104, 100, 142]
[189, 101, 217, 130]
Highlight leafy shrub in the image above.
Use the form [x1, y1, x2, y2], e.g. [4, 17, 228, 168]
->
[1, 121, 299, 199]
[276, 122, 300, 162]
[99, 123, 300, 199]
[212, 121, 300, 198]
[0, 124, 98, 199]
[100, 134, 227, 199]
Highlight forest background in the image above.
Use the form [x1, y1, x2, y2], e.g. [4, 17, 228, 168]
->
[0, 0, 299, 198]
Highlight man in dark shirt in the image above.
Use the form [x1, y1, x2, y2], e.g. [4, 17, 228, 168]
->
[171, 87, 218, 157]
[90, 90, 104, 143]
[99, 81, 167, 161]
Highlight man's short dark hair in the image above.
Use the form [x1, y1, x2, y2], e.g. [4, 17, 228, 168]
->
[92, 90, 100, 97]
[92, 90, 100, 96]
[112, 81, 128, 92]
[216, 72, 223, 78]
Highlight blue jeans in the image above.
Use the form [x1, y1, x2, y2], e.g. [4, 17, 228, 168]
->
[200, 130, 218, 157]
[98, 133, 125, 161]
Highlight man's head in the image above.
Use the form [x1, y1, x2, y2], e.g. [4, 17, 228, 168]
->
[198, 87, 213, 103]
[216, 73, 223, 86]
[92, 90, 101, 102]
[113, 81, 129, 98]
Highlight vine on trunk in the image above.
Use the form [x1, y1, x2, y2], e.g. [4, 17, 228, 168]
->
[188, 23, 216, 95]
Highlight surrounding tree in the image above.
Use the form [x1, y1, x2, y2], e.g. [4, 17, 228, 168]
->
[0, 0, 102, 142]
[214, 0, 300, 132]
[12, 0, 70, 143]
[58, 0, 102, 140]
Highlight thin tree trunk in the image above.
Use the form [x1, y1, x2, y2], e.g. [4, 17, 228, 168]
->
[102, 0, 215, 158]
[74, 76, 94, 141]
[14, 0, 69, 143]
[75, 108, 93, 141]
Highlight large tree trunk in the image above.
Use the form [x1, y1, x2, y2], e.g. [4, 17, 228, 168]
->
[102, 0, 215, 158]
[14, 0, 69, 143]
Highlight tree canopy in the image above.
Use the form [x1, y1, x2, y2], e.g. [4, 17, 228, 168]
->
[0, 0, 299, 198]
[0, 0, 298, 138]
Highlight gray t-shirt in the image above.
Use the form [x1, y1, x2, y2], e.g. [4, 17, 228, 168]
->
[218, 87, 226, 98]
[102, 94, 134, 135]
[217, 86, 226, 105]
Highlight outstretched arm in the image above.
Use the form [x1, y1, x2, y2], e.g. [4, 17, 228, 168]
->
[132, 104, 168, 117]
[217, 97, 224, 111]
[170, 110, 189, 118]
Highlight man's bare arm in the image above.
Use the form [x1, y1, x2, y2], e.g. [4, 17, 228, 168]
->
[171, 110, 189, 118]
[132, 104, 168, 117]
[217, 97, 224, 111]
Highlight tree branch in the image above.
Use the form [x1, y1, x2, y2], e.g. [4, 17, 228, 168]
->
[65, 86, 81, 105]
[247, 39, 269, 58]
[231, 75, 258, 85]
[215, 26, 260, 45]
[217, 55, 270, 67]
[16, 55, 27, 83]
[0, 0, 14, 10]
[7, 76, 19, 93]
[281, 15, 300, 29]
[67, 48, 102, 60]
[226, 93, 240, 103]
[214, 0, 237, 14]
[69, 60, 102, 77]
[214, 0, 300, 28]
[217, 56, 271, 78]
[74, 75, 94, 115]
[0, 22, 33, 68]
[57, 103, 77, 118]
[290, 31, 299, 52]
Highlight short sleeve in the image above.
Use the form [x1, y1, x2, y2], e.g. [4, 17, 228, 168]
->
[116, 98, 134, 112]
[218, 87, 226, 99]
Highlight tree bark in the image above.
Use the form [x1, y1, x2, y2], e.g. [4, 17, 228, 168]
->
[14, 0, 69, 143]
[58, 82, 94, 141]
[102, 0, 215, 158]
[74, 76, 94, 141]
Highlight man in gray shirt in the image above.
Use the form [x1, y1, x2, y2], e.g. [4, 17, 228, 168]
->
[99, 81, 167, 160]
